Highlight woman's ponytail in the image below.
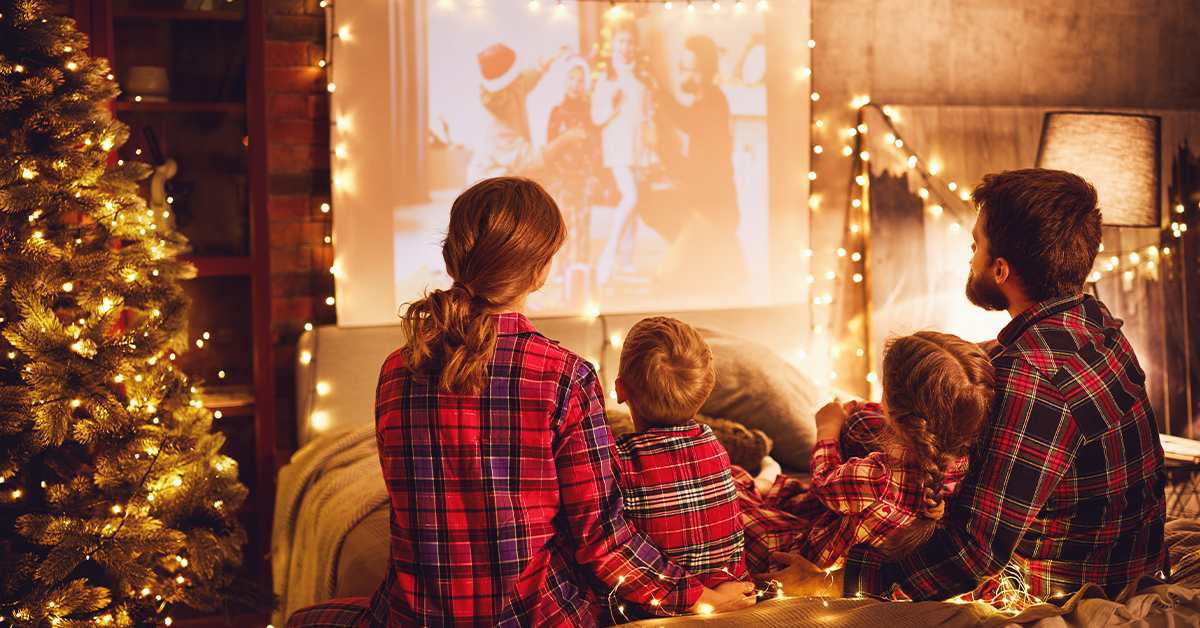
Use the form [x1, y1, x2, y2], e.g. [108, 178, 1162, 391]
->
[399, 177, 566, 395]
[401, 282, 499, 394]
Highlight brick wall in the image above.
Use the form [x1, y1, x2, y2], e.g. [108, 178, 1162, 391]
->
[265, 0, 332, 455]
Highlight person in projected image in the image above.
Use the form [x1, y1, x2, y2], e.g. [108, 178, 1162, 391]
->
[546, 55, 602, 269]
[466, 43, 587, 183]
[756, 169, 1166, 604]
[591, 17, 656, 287]
[653, 34, 747, 294]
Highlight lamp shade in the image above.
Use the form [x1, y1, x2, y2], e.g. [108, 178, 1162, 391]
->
[1035, 112, 1161, 227]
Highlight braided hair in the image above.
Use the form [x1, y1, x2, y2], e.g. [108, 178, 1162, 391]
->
[876, 331, 995, 558]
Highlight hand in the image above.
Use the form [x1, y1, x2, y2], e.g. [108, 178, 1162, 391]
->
[842, 398, 867, 416]
[691, 580, 756, 614]
[815, 400, 848, 442]
[755, 552, 842, 598]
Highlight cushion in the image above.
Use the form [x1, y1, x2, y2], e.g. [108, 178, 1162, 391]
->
[696, 328, 820, 470]
[605, 409, 773, 474]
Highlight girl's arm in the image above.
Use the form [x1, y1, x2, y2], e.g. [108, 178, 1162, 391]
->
[808, 441, 888, 516]
[590, 78, 622, 127]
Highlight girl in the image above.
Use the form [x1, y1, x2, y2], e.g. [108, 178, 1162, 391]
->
[287, 177, 752, 628]
[591, 17, 655, 286]
[737, 330, 995, 574]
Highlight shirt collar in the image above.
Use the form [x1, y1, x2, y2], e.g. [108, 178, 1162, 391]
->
[493, 312, 539, 336]
[996, 293, 1088, 347]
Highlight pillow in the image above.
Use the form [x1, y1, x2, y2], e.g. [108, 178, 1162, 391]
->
[696, 327, 820, 470]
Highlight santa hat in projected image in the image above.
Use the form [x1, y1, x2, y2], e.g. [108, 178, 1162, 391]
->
[479, 43, 520, 93]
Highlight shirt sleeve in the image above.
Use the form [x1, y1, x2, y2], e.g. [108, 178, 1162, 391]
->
[552, 362, 704, 616]
[842, 356, 1080, 600]
[809, 440, 888, 516]
[591, 77, 617, 126]
[842, 402, 886, 459]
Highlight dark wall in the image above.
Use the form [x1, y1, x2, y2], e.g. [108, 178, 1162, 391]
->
[263, 0, 1200, 449]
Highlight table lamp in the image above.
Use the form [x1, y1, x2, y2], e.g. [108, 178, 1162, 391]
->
[1035, 112, 1162, 227]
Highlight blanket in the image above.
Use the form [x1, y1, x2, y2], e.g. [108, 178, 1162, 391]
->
[271, 424, 388, 627]
[272, 425, 1200, 628]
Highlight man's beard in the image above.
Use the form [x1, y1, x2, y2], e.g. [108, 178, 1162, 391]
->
[681, 79, 700, 94]
[966, 267, 1009, 312]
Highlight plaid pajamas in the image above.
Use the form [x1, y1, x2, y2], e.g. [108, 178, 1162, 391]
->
[605, 422, 747, 622]
[844, 295, 1166, 602]
[368, 313, 702, 627]
[733, 407, 966, 573]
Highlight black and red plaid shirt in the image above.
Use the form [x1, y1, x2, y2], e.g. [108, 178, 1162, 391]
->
[844, 294, 1166, 601]
[612, 422, 748, 586]
[369, 313, 702, 627]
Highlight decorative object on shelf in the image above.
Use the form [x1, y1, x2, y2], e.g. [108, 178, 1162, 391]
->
[0, 1, 275, 626]
[1036, 111, 1162, 228]
[124, 65, 170, 102]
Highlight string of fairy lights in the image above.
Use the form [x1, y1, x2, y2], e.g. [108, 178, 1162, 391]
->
[0, 31, 250, 626]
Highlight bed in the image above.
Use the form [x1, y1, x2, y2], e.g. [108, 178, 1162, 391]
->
[271, 305, 1200, 627]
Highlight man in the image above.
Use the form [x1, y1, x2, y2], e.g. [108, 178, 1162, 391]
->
[764, 168, 1166, 602]
[652, 35, 747, 293]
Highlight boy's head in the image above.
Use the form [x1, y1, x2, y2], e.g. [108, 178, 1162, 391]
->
[616, 317, 715, 427]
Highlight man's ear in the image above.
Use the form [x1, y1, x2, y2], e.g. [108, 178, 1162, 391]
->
[992, 256, 1012, 285]
[614, 377, 627, 405]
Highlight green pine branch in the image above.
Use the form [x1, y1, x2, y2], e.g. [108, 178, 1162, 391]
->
[0, 0, 277, 625]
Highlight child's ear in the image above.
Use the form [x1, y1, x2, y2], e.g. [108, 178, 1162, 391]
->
[614, 378, 628, 405]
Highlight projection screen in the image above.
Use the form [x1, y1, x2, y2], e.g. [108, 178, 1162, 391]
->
[330, 0, 811, 326]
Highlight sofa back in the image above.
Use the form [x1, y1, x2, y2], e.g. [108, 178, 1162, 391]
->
[294, 304, 810, 447]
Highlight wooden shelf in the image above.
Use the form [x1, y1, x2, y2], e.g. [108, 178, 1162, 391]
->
[113, 9, 244, 22]
[116, 101, 245, 113]
[178, 255, 252, 277]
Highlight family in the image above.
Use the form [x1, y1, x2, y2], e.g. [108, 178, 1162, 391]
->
[287, 169, 1166, 627]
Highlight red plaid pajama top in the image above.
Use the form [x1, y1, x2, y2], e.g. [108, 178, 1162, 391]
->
[612, 422, 748, 586]
[734, 407, 967, 573]
[844, 294, 1166, 601]
[369, 313, 702, 627]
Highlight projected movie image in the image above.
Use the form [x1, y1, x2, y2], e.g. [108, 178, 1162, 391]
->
[395, 1, 788, 315]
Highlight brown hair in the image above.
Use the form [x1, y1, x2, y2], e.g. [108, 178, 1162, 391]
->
[877, 331, 995, 558]
[972, 168, 1102, 302]
[400, 177, 566, 394]
[618, 317, 715, 426]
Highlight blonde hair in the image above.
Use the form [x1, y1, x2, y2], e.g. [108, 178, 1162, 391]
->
[400, 177, 566, 394]
[618, 317, 715, 426]
[877, 331, 994, 558]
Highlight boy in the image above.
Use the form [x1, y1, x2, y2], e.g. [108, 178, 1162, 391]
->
[605, 316, 748, 622]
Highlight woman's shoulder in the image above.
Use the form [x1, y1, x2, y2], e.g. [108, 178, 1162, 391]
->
[496, 318, 596, 381]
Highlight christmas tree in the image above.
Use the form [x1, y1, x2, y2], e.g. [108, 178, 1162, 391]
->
[0, 1, 274, 626]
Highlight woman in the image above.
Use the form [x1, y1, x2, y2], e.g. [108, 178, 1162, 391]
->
[286, 177, 752, 628]
[591, 18, 654, 286]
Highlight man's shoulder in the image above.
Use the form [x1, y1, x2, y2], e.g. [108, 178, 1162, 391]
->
[994, 299, 1102, 375]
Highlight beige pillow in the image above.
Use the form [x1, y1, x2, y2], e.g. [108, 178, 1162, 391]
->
[697, 328, 820, 470]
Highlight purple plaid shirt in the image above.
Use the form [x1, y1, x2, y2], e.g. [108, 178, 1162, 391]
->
[368, 313, 702, 627]
[844, 294, 1166, 601]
